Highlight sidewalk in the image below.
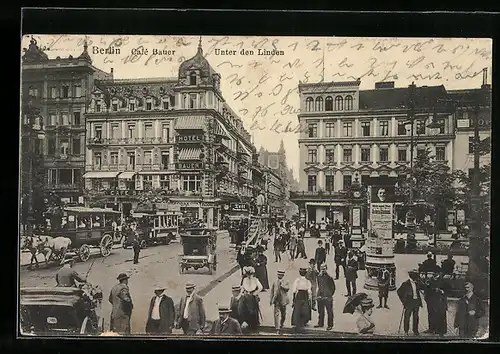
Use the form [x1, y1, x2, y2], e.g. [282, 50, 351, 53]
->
[203, 238, 476, 337]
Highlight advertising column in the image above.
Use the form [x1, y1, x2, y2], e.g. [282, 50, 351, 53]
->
[364, 186, 397, 291]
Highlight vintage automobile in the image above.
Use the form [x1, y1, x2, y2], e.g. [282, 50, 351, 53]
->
[40, 207, 122, 262]
[20, 284, 104, 336]
[178, 228, 217, 275]
[123, 211, 180, 249]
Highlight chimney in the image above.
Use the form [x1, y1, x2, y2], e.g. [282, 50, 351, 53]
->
[481, 68, 490, 90]
[375, 81, 395, 89]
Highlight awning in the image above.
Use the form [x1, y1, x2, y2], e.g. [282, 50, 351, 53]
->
[214, 119, 230, 140]
[178, 148, 202, 160]
[237, 140, 251, 156]
[175, 116, 206, 130]
[83, 171, 120, 179]
[118, 172, 136, 179]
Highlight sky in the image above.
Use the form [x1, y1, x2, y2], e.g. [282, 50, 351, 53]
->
[21, 35, 492, 179]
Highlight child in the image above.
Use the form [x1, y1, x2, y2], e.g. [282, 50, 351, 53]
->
[377, 269, 390, 309]
[356, 297, 375, 334]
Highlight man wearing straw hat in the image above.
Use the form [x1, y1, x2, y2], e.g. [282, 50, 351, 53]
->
[145, 284, 175, 334]
[175, 283, 206, 335]
[109, 273, 133, 334]
[209, 305, 242, 335]
[270, 269, 290, 334]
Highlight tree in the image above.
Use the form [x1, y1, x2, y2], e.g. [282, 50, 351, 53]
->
[136, 188, 170, 205]
[454, 163, 491, 224]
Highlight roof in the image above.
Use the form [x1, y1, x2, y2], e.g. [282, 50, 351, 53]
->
[20, 287, 83, 306]
[447, 87, 492, 107]
[359, 85, 447, 110]
[178, 41, 217, 83]
[65, 206, 121, 214]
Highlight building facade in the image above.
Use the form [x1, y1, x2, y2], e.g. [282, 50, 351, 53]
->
[291, 80, 456, 229]
[84, 42, 256, 227]
[21, 38, 113, 204]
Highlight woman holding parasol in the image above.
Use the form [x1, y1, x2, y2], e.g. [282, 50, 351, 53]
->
[343, 293, 375, 334]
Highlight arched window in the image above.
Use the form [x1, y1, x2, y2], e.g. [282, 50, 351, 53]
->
[335, 96, 343, 111]
[189, 72, 197, 85]
[325, 96, 333, 111]
[345, 95, 353, 111]
[315, 97, 324, 111]
[306, 97, 314, 112]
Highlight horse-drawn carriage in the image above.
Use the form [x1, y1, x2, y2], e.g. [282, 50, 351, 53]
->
[20, 284, 104, 336]
[178, 228, 217, 275]
[22, 207, 121, 267]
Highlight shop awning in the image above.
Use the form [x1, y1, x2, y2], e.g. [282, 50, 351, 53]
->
[214, 119, 230, 140]
[175, 116, 206, 130]
[118, 172, 136, 179]
[178, 148, 202, 160]
[82, 171, 120, 179]
[237, 140, 252, 156]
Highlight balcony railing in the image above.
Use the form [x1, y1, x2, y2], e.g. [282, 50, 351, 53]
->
[290, 190, 349, 200]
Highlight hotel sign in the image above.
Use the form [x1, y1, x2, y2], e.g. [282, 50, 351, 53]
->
[176, 162, 204, 170]
[176, 135, 204, 142]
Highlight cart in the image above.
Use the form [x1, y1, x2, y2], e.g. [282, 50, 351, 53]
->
[20, 284, 104, 336]
[178, 228, 217, 275]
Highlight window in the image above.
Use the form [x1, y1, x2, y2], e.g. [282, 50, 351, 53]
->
[50, 113, 57, 126]
[73, 112, 81, 125]
[398, 148, 407, 161]
[143, 175, 153, 190]
[343, 175, 352, 190]
[160, 175, 170, 189]
[345, 95, 353, 110]
[72, 138, 81, 155]
[163, 100, 169, 110]
[361, 122, 371, 136]
[74, 85, 82, 97]
[144, 123, 154, 138]
[307, 175, 317, 192]
[129, 102, 135, 111]
[144, 151, 153, 165]
[162, 125, 170, 142]
[189, 94, 197, 109]
[308, 149, 318, 163]
[73, 169, 81, 184]
[28, 87, 38, 97]
[49, 169, 57, 185]
[170, 95, 176, 108]
[161, 152, 170, 169]
[95, 102, 101, 112]
[343, 122, 352, 137]
[94, 126, 102, 140]
[306, 97, 314, 112]
[343, 148, 352, 162]
[94, 152, 102, 168]
[315, 97, 324, 111]
[326, 175, 334, 192]
[325, 122, 335, 137]
[361, 175, 370, 186]
[49, 87, 57, 98]
[127, 124, 135, 139]
[111, 124, 120, 139]
[469, 136, 474, 154]
[61, 86, 69, 98]
[60, 139, 69, 155]
[416, 120, 426, 135]
[308, 123, 317, 138]
[182, 174, 201, 192]
[110, 152, 119, 165]
[47, 138, 56, 155]
[361, 148, 371, 162]
[398, 120, 407, 135]
[325, 96, 333, 111]
[146, 102, 152, 110]
[59, 169, 72, 184]
[112, 103, 118, 111]
[61, 113, 69, 126]
[379, 121, 389, 136]
[438, 119, 445, 134]
[190, 72, 197, 85]
[435, 146, 446, 161]
[128, 152, 135, 168]
[335, 96, 343, 110]
[379, 147, 389, 162]
[326, 149, 335, 164]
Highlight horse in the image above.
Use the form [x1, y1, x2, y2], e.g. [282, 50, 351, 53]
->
[21, 235, 72, 269]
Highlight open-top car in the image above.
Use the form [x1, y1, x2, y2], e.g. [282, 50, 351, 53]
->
[178, 228, 217, 275]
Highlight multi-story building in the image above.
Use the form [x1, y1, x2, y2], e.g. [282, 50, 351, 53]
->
[21, 38, 113, 204]
[291, 80, 455, 229]
[84, 41, 256, 227]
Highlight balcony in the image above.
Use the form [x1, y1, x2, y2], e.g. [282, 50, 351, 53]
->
[44, 183, 81, 192]
[290, 190, 349, 201]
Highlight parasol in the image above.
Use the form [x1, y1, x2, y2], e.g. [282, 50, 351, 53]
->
[343, 292, 369, 314]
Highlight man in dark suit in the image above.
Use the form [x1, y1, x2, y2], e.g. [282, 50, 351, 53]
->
[397, 270, 423, 336]
[145, 284, 175, 334]
[314, 240, 326, 272]
[175, 283, 206, 335]
[230, 285, 242, 324]
[334, 240, 347, 280]
[345, 251, 358, 297]
[109, 273, 133, 334]
[315, 264, 335, 330]
[454, 282, 485, 338]
[210, 305, 242, 335]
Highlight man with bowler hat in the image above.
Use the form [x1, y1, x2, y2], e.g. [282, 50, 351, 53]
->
[175, 283, 206, 335]
[145, 284, 175, 334]
[109, 273, 133, 334]
[209, 305, 242, 335]
[270, 269, 290, 334]
[397, 270, 423, 336]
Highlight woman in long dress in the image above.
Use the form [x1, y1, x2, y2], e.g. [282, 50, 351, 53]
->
[239, 266, 263, 333]
[253, 246, 270, 291]
[291, 267, 312, 333]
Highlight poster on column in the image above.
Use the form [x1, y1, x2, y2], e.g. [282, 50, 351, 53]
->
[367, 203, 394, 257]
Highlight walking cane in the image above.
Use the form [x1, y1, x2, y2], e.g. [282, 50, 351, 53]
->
[398, 308, 404, 334]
